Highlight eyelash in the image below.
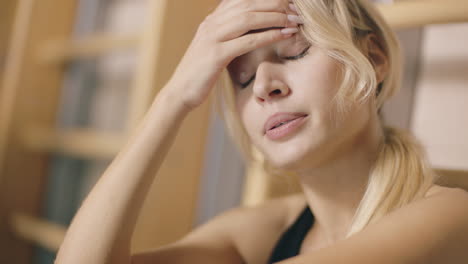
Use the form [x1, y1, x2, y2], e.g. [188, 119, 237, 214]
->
[239, 46, 311, 89]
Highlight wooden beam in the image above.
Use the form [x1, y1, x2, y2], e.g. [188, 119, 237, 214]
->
[435, 168, 468, 191]
[10, 212, 66, 252]
[0, 0, 77, 263]
[0, 0, 19, 81]
[20, 126, 126, 159]
[126, 1, 169, 130]
[38, 33, 141, 64]
[0, 0, 35, 192]
[378, 0, 468, 29]
[130, 0, 219, 252]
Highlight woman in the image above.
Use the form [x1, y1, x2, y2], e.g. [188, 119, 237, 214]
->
[55, 0, 468, 263]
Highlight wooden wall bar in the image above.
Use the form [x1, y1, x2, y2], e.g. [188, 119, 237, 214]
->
[0, 0, 18, 88]
[0, 0, 77, 263]
[130, 0, 219, 253]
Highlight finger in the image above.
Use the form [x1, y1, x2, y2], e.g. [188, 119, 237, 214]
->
[289, 2, 298, 13]
[216, 11, 302, 42]
[217, 0, 295, 15]
[221, 27, 297, 62]
[240, 0, 291, 13]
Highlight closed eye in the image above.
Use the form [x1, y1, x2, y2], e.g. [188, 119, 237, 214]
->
[238, 45, 312, 89]
[239, 74, 256, 89]
[284, 45, 311, 60]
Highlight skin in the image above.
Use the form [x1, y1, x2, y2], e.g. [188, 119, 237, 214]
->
[55, 0, 301, 263]
[54, 0, 468, 263]
[228, 29, 388, 246]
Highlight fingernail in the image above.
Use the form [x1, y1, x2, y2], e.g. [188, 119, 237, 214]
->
[281, 27, 299, 35]
[287, 14, 303, 24]
[289, 3, 298, 13]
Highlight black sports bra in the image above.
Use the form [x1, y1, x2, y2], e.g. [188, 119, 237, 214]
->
[267, 205, 315, 263]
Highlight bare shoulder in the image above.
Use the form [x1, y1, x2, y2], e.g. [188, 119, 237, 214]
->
[424, 184, 467, 198]
[387, 185, 468, 263]
[369, 185, 468, 263]
[271, 186, 468, 264]
[313, 185, 468, 264]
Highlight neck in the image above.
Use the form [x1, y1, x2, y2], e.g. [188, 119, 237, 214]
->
[296, 113, 384, 244]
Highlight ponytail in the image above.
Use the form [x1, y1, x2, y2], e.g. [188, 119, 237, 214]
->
[346, 126, 439, 237]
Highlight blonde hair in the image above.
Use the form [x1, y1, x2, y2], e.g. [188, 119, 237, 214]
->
[214, 0, 439, 238]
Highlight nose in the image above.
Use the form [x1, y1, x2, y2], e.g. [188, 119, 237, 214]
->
[252, 63, 291, 103]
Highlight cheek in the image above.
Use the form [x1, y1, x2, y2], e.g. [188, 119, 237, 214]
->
[298, 58, 342, 110]
[302, 57, 340, 93]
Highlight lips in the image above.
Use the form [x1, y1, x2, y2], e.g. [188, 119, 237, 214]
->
[264, 112, 308, 134]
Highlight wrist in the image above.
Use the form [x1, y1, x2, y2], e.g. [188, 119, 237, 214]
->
[157, 79, 193, 115]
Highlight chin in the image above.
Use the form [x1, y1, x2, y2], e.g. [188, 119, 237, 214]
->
[262, 132, 333, 172]
[263, 143, 317, 172]
[269, 160, 304, 173]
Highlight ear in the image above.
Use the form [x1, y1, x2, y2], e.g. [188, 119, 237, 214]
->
[362, 33, 389, 84]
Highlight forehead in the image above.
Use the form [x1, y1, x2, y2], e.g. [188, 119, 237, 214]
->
[227, 31, 309, 69]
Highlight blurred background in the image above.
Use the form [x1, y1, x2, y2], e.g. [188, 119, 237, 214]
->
[0, 0, 466, 263]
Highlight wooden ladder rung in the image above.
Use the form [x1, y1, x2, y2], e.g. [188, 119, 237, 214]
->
[20, 126, 127, 159]
[10, 212, 66, 252]
[38, 33, 141, 64]
[435, 168, 468, 190]
[378, 0, 468, 29]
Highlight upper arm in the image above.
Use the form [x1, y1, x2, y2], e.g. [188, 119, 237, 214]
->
[277, 188, 468, 264]
[131, 207, 246, 264]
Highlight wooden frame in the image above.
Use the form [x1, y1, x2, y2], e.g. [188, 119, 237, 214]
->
[37, 33, 141, 64]
[378, 0, 468, 29]
[1, 0, 221, 260]
[0, 0, 77, 263]
[130, 0, 219, 252]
